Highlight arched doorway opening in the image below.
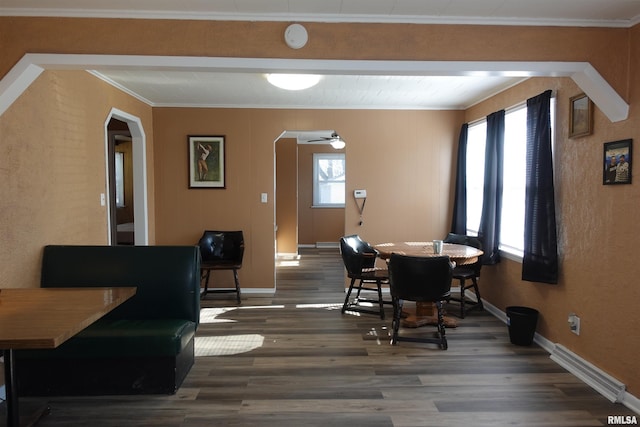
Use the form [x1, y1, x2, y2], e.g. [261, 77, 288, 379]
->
[104, 108, 149, 245]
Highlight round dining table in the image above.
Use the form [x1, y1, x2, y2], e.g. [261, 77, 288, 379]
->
[373, 241, 483, 328]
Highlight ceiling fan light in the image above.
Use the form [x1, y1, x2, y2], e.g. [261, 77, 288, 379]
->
[330, 139, 346, 149]
[267, 74, 321, 90]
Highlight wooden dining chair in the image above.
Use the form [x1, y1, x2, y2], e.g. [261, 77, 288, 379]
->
[388, 254, 453, 349]
[339, 235, 390, 319]
[443, 233, 484, 318]
[197, 230, 244, 304]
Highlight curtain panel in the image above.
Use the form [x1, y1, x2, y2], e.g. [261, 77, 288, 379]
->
[522, 90, 559, 284]
[478, 110, 505, 265]
[450, 123, 468, 235]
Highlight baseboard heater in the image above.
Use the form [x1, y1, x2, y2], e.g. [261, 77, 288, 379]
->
[550, 344, 625, 403]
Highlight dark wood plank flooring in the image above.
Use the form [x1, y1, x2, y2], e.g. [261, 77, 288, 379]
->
[20, 248, 636, 426]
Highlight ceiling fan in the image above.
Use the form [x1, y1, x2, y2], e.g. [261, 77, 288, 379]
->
[307, 132, 345, 149]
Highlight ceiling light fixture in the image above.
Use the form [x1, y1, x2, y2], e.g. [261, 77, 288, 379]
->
[267, 74, 321, 91]
[330, 138, 346, 150]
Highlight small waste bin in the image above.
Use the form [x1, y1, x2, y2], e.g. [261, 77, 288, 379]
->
[506, 306, 539, 346]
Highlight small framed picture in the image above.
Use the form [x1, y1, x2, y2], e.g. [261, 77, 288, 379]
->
[188, 135, 225, 188]
[603, 139, 632, 185]
[569, 93, 593, 138]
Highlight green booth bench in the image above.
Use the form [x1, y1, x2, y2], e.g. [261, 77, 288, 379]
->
[15, 245, 201, 396]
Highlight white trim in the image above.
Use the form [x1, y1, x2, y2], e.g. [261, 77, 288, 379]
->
[0, 56, 44, 116]
[0, 8, 637, 28]
[0, 54, 629, 123]
[316, 242, 339, 248]
[484, 300, 639, 414]
[572, 63, 629, 122]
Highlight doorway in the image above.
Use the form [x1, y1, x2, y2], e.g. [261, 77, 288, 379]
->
[104, 109, 149, 245]
[107, 118, 134, 245]
[274, 130, 346, 257]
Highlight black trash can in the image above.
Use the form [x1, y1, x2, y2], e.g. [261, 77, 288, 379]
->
[506, 306, 539, 346]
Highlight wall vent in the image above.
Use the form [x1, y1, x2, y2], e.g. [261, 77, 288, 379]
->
[550, 344, 625, 403]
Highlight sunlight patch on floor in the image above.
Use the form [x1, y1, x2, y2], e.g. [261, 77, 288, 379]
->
[294, 302, 343, 310]
[195, 335, 265, 356]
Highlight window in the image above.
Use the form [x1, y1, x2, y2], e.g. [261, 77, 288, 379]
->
[465, 122, 486, 235]
[466, 100, 555, 258]
[313, 153, 345, 207]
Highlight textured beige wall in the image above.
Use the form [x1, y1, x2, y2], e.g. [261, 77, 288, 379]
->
[0, 70, 153, 288]
[151, 107, 461, 288]
[466, 75, 640, 396]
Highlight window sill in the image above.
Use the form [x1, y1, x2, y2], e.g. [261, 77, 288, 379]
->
[500, 249, 523, 263]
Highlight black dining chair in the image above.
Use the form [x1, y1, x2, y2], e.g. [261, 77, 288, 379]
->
[388, 253, 453, 349]
[197, 230, 244, 304]
[443, 233, 484, 318]
[339, 235, 390, 319]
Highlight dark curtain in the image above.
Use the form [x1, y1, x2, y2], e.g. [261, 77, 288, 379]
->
[450, 123, 468, 234]
[478, 110, 505, 265]
[522, 90, 558, 284]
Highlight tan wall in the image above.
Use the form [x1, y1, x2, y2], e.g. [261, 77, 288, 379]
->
[152, 107, 461, 288]
[0, 70, 154, 288]
[465, 75, 640, 396]
[276, 138, 298, 254]
[297, 144, 345, 246]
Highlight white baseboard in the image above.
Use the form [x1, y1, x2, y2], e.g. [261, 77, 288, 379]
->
[551, 344, 626, 403]
[315, 242, 339, 248]
[483, 300, 637, 413]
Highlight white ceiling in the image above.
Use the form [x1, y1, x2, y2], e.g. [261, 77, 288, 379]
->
[3, 0, 640, 110]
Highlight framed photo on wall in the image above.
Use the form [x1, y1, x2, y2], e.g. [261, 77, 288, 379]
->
[569, 93, 593, 138]
[603, 139, 632, 185]
[188, 135, 225, 188]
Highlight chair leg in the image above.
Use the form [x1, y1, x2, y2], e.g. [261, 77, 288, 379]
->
[376, 280, 385, 320]
[470, 277, 483, 311]
[201, 269, 212, 299]
[459, 278, 466, 318]
[391, 298, 403, 345]
[435, 300, 448, 350]
[342, 278, 357, 313]
[233, 268, 241, 304]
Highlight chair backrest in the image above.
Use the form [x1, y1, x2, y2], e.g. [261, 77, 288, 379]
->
[388, 254, 452, 302]
[198, 230, 244, 263]
[339, 234, 377, 276]
[443, 233, 483, 274]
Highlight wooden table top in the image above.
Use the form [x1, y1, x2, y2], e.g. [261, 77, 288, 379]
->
[374, 241, 483, 265]
[0, 287, 136, 350]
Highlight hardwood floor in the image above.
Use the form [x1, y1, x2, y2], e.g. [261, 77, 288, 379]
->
[21, 248, 636, 426]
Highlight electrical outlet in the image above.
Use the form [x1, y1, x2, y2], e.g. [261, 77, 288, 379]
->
[568, 313, 580, 335]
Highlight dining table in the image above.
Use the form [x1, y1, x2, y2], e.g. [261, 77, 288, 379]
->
[373, 241, 483, 328]
[0, 287, 136, 427]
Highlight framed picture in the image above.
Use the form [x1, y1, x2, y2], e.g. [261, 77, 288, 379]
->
[569, 93, 593, 138]
[188, 135, 225, 188]
[603, 139, 632, 185]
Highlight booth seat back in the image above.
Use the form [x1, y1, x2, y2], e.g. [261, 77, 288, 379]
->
[41, 245, 200, 324]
